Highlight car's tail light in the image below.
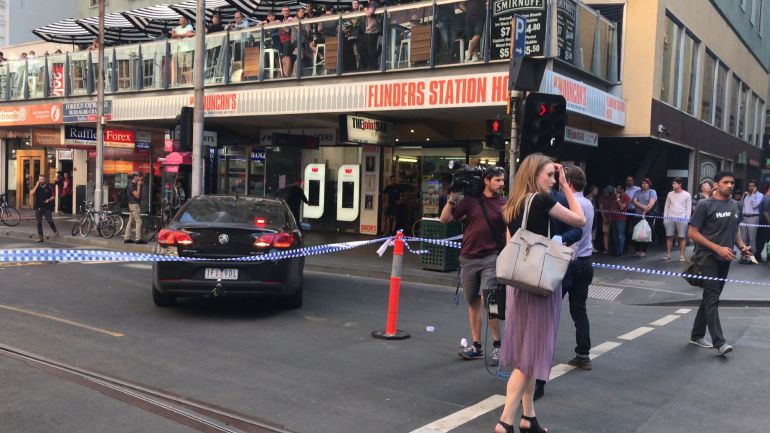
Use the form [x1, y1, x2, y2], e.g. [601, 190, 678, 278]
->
[253, 233, 295, 250]
[158, 228, 194, 247]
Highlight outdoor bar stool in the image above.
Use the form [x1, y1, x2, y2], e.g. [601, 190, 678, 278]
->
[313, 43, 326, 75]
[396, 39, 410, 68]
[263, 48, 283, 79]
[455, 38, 465, 63]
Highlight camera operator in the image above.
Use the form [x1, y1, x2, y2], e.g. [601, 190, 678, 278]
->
[440, 166, 506, 366]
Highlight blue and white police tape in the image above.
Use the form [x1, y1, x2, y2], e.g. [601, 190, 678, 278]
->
[603, 209, 770, 228]
[0, 237, 393, 264]
[592, 261, 770, 287]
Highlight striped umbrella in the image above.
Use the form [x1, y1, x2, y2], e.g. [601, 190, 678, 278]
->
[121, 4, 184, 37]
[169, 0, 240, 23]
[226, 0, 304, 19]
[33, 18, 97, 45]
[77, 13, 156, 44]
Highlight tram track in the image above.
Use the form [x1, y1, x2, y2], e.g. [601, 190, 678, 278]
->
[0, 343, 295, 433]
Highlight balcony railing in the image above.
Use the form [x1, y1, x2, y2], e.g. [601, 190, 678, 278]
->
[0, 0, 618, 101]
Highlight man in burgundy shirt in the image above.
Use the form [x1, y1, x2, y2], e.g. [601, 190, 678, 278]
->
[440, 167, 506, 365]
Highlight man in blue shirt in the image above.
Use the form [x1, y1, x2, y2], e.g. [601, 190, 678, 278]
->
[533, 168, 584, 401]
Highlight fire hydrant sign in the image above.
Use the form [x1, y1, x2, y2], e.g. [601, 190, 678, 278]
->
[491, 0, 547, 60]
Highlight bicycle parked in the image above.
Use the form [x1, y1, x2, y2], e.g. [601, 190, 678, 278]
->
[0, 194, 21, 226]
[71, 202, 123, 238]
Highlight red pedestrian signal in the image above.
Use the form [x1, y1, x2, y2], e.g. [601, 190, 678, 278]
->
[486, 118, 506, 150]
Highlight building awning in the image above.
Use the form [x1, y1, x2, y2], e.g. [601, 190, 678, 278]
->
[76, 13, 156, 44]
[32, 18, 96, 45]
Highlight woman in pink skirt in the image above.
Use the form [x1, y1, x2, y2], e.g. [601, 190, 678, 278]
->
[494, 154, 586, 433]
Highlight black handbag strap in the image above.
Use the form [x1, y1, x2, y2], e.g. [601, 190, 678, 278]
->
[478, 197, 505, 253]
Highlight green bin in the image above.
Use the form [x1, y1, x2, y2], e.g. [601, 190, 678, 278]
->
[420, 218, 462, 271]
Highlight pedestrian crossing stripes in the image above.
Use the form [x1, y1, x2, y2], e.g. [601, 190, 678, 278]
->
[588, 285, 623, 302]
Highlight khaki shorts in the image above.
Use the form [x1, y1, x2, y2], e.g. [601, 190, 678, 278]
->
[459, 254, 498, 304]
[664, 220, 688, 238]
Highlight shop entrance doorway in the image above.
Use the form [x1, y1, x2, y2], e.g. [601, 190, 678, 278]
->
[16, 150, 47, 209]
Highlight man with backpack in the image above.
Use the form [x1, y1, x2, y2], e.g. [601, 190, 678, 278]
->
[124, 172, 146, 244]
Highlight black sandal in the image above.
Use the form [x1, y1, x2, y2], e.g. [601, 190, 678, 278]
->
[495, 420, 515, 433]
[520, 415, 548, 433]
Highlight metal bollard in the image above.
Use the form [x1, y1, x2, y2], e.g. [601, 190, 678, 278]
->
[372, 230, 410, 340]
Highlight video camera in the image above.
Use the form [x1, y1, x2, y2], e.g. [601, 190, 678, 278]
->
[448, 163, 485, 197]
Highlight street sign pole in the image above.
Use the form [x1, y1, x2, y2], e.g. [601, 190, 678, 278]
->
[508, 15, 526, 191]
[191, 0, 205, 197]
[95, 0, 105, 211]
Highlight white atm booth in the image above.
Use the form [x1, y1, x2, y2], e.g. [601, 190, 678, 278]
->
[303, 163, 326, 219]
[336, 164, 360, 222]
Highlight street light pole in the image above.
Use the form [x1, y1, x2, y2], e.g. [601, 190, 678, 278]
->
[191, 0, 205, 197]
[94, 0, 105, 210]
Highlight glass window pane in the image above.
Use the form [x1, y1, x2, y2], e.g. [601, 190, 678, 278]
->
[579, 7, 596, 72]
[715, 62, 728, 129]
[729, 75, 740, 135]
[681, 33, 697, 114]
[700, 53, 716, 122]
[739, 82, 748, 139]
[660, 17, 679, 105]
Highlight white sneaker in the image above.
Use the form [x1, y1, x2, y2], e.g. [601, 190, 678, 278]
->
[471, 54, 480, 62]
[717, 344, 733, 356]
[464, 50, 471, 62]
[689, 338, 713, 348]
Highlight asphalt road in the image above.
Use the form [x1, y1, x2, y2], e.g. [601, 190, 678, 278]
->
[1, 237, 769, 433]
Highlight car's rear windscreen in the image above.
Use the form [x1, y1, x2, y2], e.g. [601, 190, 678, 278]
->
[177, 198, 287, 228]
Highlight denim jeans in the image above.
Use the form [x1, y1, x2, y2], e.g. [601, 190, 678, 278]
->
[690, 256, 730, 347]
[562, 257, 593, 357]
[611, 220, 625, 255]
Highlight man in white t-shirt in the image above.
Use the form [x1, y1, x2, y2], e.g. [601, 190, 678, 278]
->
[663, 178, 692, 261]
[171, 16, 195, 38]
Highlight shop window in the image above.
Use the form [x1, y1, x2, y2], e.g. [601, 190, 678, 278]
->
[746, 92, 757, 145]
[700, 52, 716, 123]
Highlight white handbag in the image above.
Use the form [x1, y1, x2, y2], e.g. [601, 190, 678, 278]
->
[496, 194, 574, 296]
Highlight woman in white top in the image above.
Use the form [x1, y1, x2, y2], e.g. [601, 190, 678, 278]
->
[663, 178, 692, 261]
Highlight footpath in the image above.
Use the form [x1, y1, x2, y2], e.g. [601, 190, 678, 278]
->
[2, 210, 768, 306]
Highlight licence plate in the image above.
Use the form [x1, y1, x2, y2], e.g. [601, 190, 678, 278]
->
[204, 268, 239, 280]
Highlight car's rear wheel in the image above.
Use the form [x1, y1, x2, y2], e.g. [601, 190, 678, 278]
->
[283, 285, 303, 309]
[152, 285, 177, 307]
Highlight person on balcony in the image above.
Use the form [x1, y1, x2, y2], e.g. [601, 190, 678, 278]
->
[360, 2, 381, 70]
[227, 11, 251, 31]
[460, 0, 485, 62]
[206, 13, 225, 33]
[279, 6, 295, 77]
[171, 16, 195, 39]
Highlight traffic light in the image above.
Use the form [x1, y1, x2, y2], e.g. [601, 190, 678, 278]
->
[175, 106, 193, 151]
[520, 93, 567, 157]
[486, 118, 506, 150]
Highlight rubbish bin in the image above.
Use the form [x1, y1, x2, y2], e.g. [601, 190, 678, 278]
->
[420, 218, 462, 271]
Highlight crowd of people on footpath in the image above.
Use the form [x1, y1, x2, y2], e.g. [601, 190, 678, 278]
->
[585, 175, 770, 264]
[438, 153, 759, 433]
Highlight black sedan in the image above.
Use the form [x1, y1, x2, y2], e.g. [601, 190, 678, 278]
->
[152, 195, 304, 308]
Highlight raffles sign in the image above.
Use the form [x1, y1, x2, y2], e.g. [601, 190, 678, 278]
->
[104, 129, 135, 149]
[63, 126, 136, 148]
[344, 116, 395, 145]
[540, 70, 626, 126]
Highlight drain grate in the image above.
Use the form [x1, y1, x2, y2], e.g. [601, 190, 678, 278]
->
[588, 285, 623, 302]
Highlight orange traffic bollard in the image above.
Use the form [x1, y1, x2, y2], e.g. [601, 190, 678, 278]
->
[372, 230, 410, 340]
